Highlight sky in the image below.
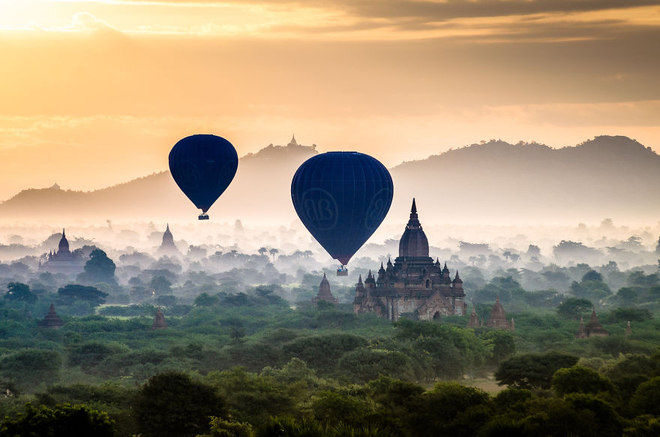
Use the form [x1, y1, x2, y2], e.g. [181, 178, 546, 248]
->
[0, 0, 659, 199]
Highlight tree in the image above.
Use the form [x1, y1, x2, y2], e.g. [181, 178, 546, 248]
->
[0, 403, 115, 437]
[150, 275, 173, 295]
[630, 376, 660, 417]
[482, 330, 516, 365]
[258, 247, 268, 257]
[495, 351, 579, 389]
[78, 249, 116, 284]
[4, 282, 37, 304]
[268, 248, 279, 261]
[0, 350, 62, 390]
[57, 284, 108, 307]
[195, 292, 220, 307]
[557, 297, 593, 320]
[551, 366, 616, 396]
[134, 372, 226, 437]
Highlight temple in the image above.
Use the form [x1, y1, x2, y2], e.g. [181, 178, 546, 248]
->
[38, 303, 64, 329]
[151, 308, 167, 330]
[486, 296, 514, 330]
[312, 273, 339, 305]
[575, 308, 609, 338]
[353, 199, 467, 321]
[39, 229, 85, 276]
[157, 224, 180, 256]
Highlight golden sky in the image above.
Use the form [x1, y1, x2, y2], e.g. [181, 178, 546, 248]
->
[0, 0, 659, 199]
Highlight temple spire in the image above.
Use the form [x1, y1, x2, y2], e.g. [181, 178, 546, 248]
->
[411, 198, 417, 214]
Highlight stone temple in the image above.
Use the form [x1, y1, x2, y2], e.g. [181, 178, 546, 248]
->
[39, 229, 85, 276]
[353, 199, 467, 321]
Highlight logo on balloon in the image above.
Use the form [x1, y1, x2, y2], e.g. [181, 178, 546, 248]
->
[299, 188, 339, 231]
[174, 160, 201, 189]
[217, 160, 238, 191]
[365, 188, 393, 231]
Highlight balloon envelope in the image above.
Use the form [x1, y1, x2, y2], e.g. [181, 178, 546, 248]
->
[291, 152, 393, 265]
[169, 134, 238, 215]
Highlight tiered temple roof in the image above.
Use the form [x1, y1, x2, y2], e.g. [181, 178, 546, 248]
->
[151, 308, 167, 330]
[38, 303, 64, 329]
[312, 273, 339, 305]
[486, 296, 514, 330]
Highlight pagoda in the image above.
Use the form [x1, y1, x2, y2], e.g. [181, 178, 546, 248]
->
[584, 308, 608, 337]
[467, 306, 480, 328]
[486, 296, 514, 330]
[151, 308, 167, 330]
[38, 303, 64, 329]
[312, 273, 339, 305]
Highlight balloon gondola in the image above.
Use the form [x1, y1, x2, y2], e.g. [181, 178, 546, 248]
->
[291, 151, 393, 273]
[169, 134, 238, 220]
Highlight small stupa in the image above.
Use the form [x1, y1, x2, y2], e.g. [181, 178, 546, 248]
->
[312, 273, 339, 305]
[625, 321, 632, 335]
[467, 306, 480, 328]
[151, 308, 167, 330]
[486, 296, 513, 330]
[38, 303, 64, 329]
[575, 317, 588, 339]
[584, 308, 609, 337]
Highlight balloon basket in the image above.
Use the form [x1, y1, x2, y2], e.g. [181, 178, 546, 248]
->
[198, 214, 209, 220]
[337, 266, 348, 276]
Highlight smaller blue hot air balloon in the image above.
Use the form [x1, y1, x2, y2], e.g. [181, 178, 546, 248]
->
[291, 151, 393, 274]
[169, 134, 238, 220]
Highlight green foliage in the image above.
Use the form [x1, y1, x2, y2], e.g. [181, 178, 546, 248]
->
[495, 351, 579, 389]
[198, 416, 255, 437]
[406, 382, 492, 437]
[57, 284, 108, 307]
[78, 249, 116, 284]
[557, 297, 593, 320]
[282, 334, 368, 375]
[67, 341, 128, 371]
[0, 403, 115, 437]
[134, 371, 226, 437]
[337, 349, 415, 383]
[551, 366, 616, 396]
[481, 330, 516, 365]
[0, 349, 62, 390]
[4, 282, 37, 304]
[630, 377, 660, 417]
[206, 367, 302, 426]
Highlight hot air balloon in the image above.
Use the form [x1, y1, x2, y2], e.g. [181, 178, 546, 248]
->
[291, 152, 393, 275]
[169, 134, 238, 220]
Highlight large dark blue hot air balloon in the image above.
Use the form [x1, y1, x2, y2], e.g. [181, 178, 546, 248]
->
[291, 152, 393, 273]
[169, 134, 238, 220]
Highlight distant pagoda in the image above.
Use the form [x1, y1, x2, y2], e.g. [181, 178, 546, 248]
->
[38, 303, 64, 329]
[312, 273, 338, 305]
[575, 317, 588, 339]
[486, 296, 514, 330]
[584, 308, 608, 337]
[467, 306, 480, 328]
[151, 308, 167, 330]
[157, 224, 180, 256]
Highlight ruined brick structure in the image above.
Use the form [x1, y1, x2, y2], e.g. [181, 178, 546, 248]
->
[353, 199, 467, 321]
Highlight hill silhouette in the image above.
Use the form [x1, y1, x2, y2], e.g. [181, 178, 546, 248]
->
[389, 135, 660, 225]
[0, 140, 318, 223]
[1, 135, 658, 225]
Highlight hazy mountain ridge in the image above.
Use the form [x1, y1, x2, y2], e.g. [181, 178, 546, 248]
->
[1, 136, 658, 225]
[0, 143, 318, 222]
[390, 135, 660, 225]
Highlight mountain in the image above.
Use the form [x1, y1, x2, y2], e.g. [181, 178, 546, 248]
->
[0, 141, 318, 223]
[1, 135, 658, 225]
[389, 135, 660, 225]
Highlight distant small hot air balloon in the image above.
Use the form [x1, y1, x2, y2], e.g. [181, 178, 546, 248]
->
[291, 151, 393, 275]
[169, 134, 238, 220]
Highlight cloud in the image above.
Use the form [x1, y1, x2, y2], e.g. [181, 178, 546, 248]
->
[64, 12, 117, 32]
